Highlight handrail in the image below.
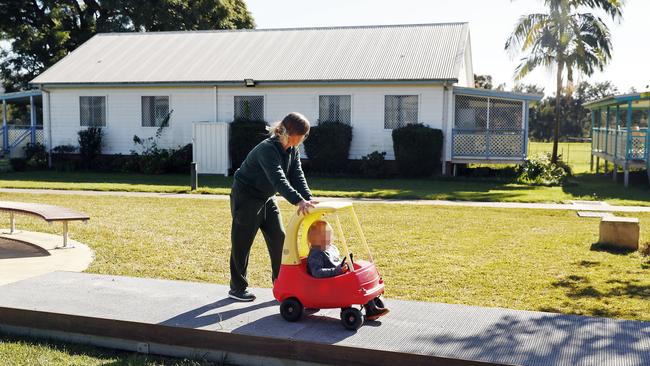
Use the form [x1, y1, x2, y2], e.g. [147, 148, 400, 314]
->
[591, 127, 647, 162]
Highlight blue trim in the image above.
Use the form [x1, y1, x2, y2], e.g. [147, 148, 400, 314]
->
[614, 105, 619, 159]
[626, 101, 632, 160]
[0, 90, 42, 101]
[523, 101, 529, 159]
[452, 86, 543, 101]
[583, 91, 650, 109]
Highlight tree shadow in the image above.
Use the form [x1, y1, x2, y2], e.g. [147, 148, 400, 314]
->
[412, 313, 650, 366]
[159, 298, 277, 329]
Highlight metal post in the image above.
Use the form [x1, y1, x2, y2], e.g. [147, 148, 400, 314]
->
[596, 157, 600, 173]
[2, 100, 7, 154]
[626, 101, 632, 161]
[590, 110, 594, 171]
[9, 212, 15, 234]
[614, 105, 619, 161]
[190, 162, 198, 191]
[61, 221, 71, 248]
[29, 95, 36, 145]
[605, 106, 610, 156]
[624, 162, 629, 188]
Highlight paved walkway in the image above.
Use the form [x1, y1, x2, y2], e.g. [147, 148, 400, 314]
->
[1, 272, 648, 366]
[0, 230, 94, 285]
[2, 187, 650, 212]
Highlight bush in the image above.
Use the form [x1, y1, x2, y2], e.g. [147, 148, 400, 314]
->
[23, 142, 48, 170]
[78, 127, 103, 169]
[360, 151, 387, 178]
[392, 124, 443, 177]
[229, 118, 268, 171]
[515, 153, 572, 185]
[9, 158, 26, 172]
[52, 145, 77, 154]
[303, 122, 353, 174]
[168, 143, 193, 173]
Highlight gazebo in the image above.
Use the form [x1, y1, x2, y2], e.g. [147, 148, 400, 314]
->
[0, 90, 43, 158]
[584, 91, 650, 187]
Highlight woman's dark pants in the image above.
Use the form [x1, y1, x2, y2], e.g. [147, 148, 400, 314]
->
[229, 185, 285, 292]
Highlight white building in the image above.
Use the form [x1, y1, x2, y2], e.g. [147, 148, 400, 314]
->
[29, 23, 541, 174]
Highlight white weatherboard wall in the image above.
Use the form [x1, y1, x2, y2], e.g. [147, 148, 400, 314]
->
[45, 84, 446, 160]
[192, 122, 229, 175]
[45, 87, 215, 154]
[217, 84, 446, 160]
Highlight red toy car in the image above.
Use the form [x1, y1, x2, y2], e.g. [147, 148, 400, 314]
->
[272, 201, 385, 330]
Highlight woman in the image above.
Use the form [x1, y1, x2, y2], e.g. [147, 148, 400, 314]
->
[228, 112, 317, 302]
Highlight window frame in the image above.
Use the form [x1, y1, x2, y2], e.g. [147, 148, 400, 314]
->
[141, 95, 172, 128]
[233, 95, 265, 121]
[79, 95, 108, 127]
[317, 94, 352, 125]
[383, 94, 420, 130]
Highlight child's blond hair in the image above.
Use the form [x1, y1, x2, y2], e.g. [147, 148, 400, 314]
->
[307, 220, 332, 245]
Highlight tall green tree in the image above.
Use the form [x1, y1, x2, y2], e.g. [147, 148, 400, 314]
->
[0, 0, 255, 91]
[505, 0, 624, 162]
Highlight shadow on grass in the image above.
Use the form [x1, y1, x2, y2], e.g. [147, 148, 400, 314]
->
[563, 172, 650, 205]
[551, 272, 650, 304]
[590, 242, 638, 255]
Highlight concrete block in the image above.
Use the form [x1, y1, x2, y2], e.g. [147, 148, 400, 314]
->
[599, 217, 639, 250]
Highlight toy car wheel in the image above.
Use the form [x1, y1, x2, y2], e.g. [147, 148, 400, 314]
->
[374, 297, 385, 309]
[280, 298, 303, 322]
[340, 307, 364, 330]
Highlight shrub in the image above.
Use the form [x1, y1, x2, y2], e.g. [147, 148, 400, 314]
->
[168, 143, 193, 173]
[52, 144, 79, 171]
[9, 158, 26, 171]
[303, 122, 353, 174]
[391, 124, 443, 177]
[52, 145, 77, 154]
[78, 127, 103, 169]
[360, 151, 387, 178]
[23, 142, 48, 170]
[515, 153, 572, 185]
[229, 118, 268, 171]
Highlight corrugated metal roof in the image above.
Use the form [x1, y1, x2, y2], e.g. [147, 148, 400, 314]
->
[31, 23, 469, 85]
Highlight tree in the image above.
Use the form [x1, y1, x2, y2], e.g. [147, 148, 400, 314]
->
[0, 0, 255, 91]
[474, 74, 493, 89]
[512, 83, 545, 95]
[505, 0, 623, 163]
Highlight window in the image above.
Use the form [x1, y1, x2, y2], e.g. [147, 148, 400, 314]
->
[384, 95, 418, 129]
[141, 96, 170, 127]
[80, 96, 106, 127]
[319, 95, 351, 124]
[234, 96, 264, 121]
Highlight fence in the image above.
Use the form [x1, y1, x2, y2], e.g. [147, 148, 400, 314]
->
[192, 122, 230, 175]
[1, 125, 44, 157]
[452, 94, 526, 160]
[591, 127, 647, 162]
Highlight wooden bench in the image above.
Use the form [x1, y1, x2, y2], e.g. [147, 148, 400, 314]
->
[0, 201, 90, 248]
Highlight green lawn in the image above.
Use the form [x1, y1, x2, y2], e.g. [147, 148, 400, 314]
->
[1, 192, 649, 363]
[1, 142, 647, 206]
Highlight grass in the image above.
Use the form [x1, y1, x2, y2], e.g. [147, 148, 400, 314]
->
[1, 192, 650, 362]
[0, 142, 648, 206]
[0, 333, 219, 366]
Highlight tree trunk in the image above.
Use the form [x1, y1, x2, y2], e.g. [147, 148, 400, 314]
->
[552, 61, 564, 163]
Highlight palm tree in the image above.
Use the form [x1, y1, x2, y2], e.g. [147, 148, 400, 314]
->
[505, 0, 624, 163]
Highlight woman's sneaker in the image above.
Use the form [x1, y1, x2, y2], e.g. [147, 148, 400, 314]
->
[228, 289, 256, 302]
[366, 307, 390, 321]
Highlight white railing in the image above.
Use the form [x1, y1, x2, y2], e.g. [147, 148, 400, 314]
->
[452, 129, 525, 159]
[592, 127, 647, 162]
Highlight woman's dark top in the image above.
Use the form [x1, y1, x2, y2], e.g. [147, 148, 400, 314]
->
[233, 137, 312, 205]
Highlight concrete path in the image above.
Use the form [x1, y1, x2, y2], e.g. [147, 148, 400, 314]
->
[1, 272, 648, 366]
[0, 230, 94, 285]
[1, 188, 649, 212]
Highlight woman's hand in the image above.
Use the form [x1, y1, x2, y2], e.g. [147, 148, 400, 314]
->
[296, 200, 316, 215]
